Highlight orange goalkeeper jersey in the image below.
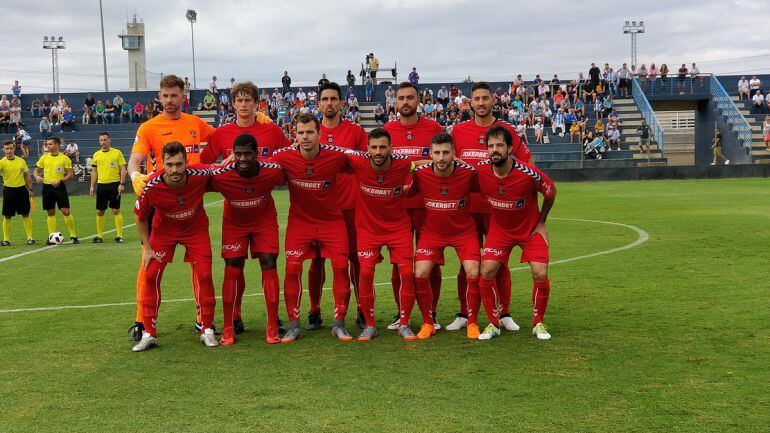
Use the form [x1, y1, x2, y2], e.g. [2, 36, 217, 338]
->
[131, 112, 215, 173]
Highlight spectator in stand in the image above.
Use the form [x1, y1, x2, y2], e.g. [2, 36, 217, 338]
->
[459, 97, 471, 121]
[209, 75, 218, 94]
[749, 75, 761, 94]
[202, 91, 216, 110]
[64, 140, 79, 163]
[594, 118, 605, 136]
[218, 90, 230, 106]
[637, 119, 651, 158]
[346, 69, 356, 90]
[637, 64, 648, 89]
[121, 101, 133, 123]
[589, 62, 601, 88]
[145, 100, 157, 120]
[762, 115, 770, 151]
[11, 80, 21, 97]
[31, 97, 43, 117]
[0, 111, 9, 134]
[593, 98, 604, 119]
[363, 74, 373, 102]
[61, 109, 76, 132]
[436, 112, 447, 126]
[307, 88, 317, 104]
[318, 73, 330, 91]
[568, 118, 580, 143]
[228, 77, 235, 90]
[710, 130, 729, 165]
[449, 84, 459, 101]
[94, 101, 105, 124]
[766, 92, 770, 116]
[574, 98, 585, 117]
[9, 105, 21, 131]
[607, 125, 621, 151]
[532, 119, 543, 143]
[368, 53, 379, 85]
[660, 64, 669, 88]
[436, 85, 448, 108]
[113, 94, 124, 108]
[183, 77, 191, 101]
[15, 127, 32, 157]
[738, 76, 751, 100]
[752, 90, 766, 114]
[409, 67, 420, 86]
[373, 103, 386, 124]
[42, 94, 52, 117]
[677, 64, 689, 94]
[84, 93, 96, 111]
[103, 100, 117, 124]
[133, 101, 144, 123]
[385, 91, 396, 115]
[282, 71, 291, 94]
[602, 96, 614, 118]
[49, 102, 63, 125]
[551, 108, 566, 136]
[0, 95, 9, 114]
[607, 68, 619, 98]
[296, 87, 307, 103]
[649, 64, 659, 90]
[691, 63, 703, 87]
[38, 116, 51, 140]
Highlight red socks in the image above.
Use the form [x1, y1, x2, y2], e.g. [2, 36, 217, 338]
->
[359, 266, 376, 326]
[465, 277, 480, 325]
[262, 268, 280, 331]
[222, 265, 241, 333]
[349, 254, 361, 314]
[414, 276, 434, 325]
[497, 266, 512, 316]
[284, 262, 303, 321]
[141, 260, 167, 337]
[479, 277, 500, 326]
[391, 264, 401, 309]
[331, 266, 351, 321]
[234, 271, 246, 321]
[192, 262, 216, 331]
[397, 265, 416, 326]
[308, 257, 325, 315]
[457, 267, 468, 316]
[532, 279, 550, 326]
[429, 266, 442, 311]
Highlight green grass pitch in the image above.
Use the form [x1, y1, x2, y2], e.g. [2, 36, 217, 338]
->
[0, 178, 768, 432]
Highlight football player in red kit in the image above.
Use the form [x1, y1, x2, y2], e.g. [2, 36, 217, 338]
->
[209, 134, 285, 345]
[448, 81, 534, 333]
[345, 128, 422, 341]
[476, 125, 556, 341]
[270, 113, 353, 342]
[131, 141, 218, 352]
[307, 82, 369, 331]
[201, 81, 290, 335]
[383, 82, 443, 330]
[409, 133, 484, 339]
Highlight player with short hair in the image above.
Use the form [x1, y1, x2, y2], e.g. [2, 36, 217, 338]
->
[447, 81, 534, 333]
[270, 113, 353, 342]
[409, 133, 483, 339]
[383, 81, 443, 331]
[306, 81, 369, 331]
[89, 132, 127, 243]
[132, 142, 219, 351]
[126, 75, 216, 341]
[346, 128, 423, 341]
[476, 125, 556, 340]
[201, 81, 289, 335]
[34, 136, 78, 244]
[0, 140, 34, 246]
[209, 134, 285, 345]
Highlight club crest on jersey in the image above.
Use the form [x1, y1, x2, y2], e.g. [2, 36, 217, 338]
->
[189, 130, 197, 138]
[306, 168, 314, 176]
[478, 136, 486, 144]
[498, 188, 505, 196]
[327, 136, 334, 143]
[245, 187, 253, 194]
[440, 188, 448, 196]
[177, 199, 185, 206]
[376, 176, 384, 184]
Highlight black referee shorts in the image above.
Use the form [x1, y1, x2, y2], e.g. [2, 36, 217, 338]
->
[42, 183, 70, 211]
[96, 182, 122, 211]
[2, 186, 31, 217]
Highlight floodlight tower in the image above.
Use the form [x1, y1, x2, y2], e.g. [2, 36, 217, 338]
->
[622, 20, 645, 68]
[42, 36, 66, 93]
[186, 9, 197, 89]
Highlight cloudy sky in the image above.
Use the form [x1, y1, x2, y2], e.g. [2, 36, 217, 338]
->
[2, 0, 769, 94]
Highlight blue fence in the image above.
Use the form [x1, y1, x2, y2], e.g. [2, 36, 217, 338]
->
[708, 74, 753, 151]
[631, 77, 665, 152]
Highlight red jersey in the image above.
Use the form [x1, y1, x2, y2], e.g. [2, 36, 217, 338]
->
[270, 144, 348, 225]
[384, 117, 443, 209]
[410, 161, 478, 238]
[477, 159, 555, 237]
[452, 118, 532, 213]
[346, 151, 412, 235]
[200, 121, 291, 163]
[209, 161, 285, 226]
[134, 164, 211, 238]
[320, 119, 369, 210]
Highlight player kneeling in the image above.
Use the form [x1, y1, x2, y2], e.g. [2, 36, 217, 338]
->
[210, 134, 285, 345]
[477, 125, 556, 340]
[132, 142, 218, 351]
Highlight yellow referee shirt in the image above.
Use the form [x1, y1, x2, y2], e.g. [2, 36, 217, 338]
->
[36, 153, 72, 184]
[91, 148, 126, 184]
[0, 156, 29, 188]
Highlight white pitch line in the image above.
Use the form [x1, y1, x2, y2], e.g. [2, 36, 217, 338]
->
[0, 199, 224, 264]
[0, 217, 648, 314]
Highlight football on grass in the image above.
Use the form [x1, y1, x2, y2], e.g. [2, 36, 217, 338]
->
[48, 232, 64, 245]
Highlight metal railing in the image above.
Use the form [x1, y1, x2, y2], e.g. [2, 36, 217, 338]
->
[631, 77, 665, 152]
[709, 74, 753, 151]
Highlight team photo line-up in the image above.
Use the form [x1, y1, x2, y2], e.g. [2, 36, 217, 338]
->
[0, 75, 556, 351]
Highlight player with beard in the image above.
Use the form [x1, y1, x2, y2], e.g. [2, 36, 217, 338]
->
[306, 82, 369, 332]
[209, 134, 285, 345]
[270, 114, 353, 342]
[201, 81, 289, 335]
[447, 81, 534, 333]
[345, 128, 422, 341]
[476, 125, 555, 340]
[383, 82, 443, 331]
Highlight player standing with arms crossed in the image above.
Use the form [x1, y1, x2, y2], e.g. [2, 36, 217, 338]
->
[476, 125, 556, 340]
[448, 81, 534, 332]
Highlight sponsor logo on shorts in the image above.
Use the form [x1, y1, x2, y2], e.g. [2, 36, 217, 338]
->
[486, 197, 525, 209]
[357, 250, 377, 259]
[360, 184, 402, 197]
[230, 195, 269, 208]
[392, 147, 430, 158]
[154, 250, 168, 260]
[460, 149, 487, 160]
[482, 248, 506, 256]
[415, 248, 435, 256]
[222, 243, 243, 252]
[163, 209, 196, 220]
[290, 178, 330, 190]
[285, 249, 304, 258]
[424, 198, 465, 211]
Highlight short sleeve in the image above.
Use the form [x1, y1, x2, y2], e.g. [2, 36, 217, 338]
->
[534, 166, 555, 200]
[134, 194, 151, 221]
[198, 116, 216, 142]
[63, 157, 72, 169]
[118, 150, 127, 166]
[131, 124, 150, 155]
[35, 155, 45, 168]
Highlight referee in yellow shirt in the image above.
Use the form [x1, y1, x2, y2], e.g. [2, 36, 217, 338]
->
[0, 140, 34, 245]
[34, 136, 78, 244]
[90, 132, 127, 243]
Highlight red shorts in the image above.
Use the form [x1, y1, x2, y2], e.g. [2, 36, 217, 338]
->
[415, 229, 480, 263]
[220, 214, 279, 258]
[342, 208, 357, 253]
[285, 219, 348, 266]
[407, 208, 426, 237]
[149, 230, 212, 264]
[357, 229, 414, 266]
[471, 212, 491, 237]
[482, 229, 550, 264]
